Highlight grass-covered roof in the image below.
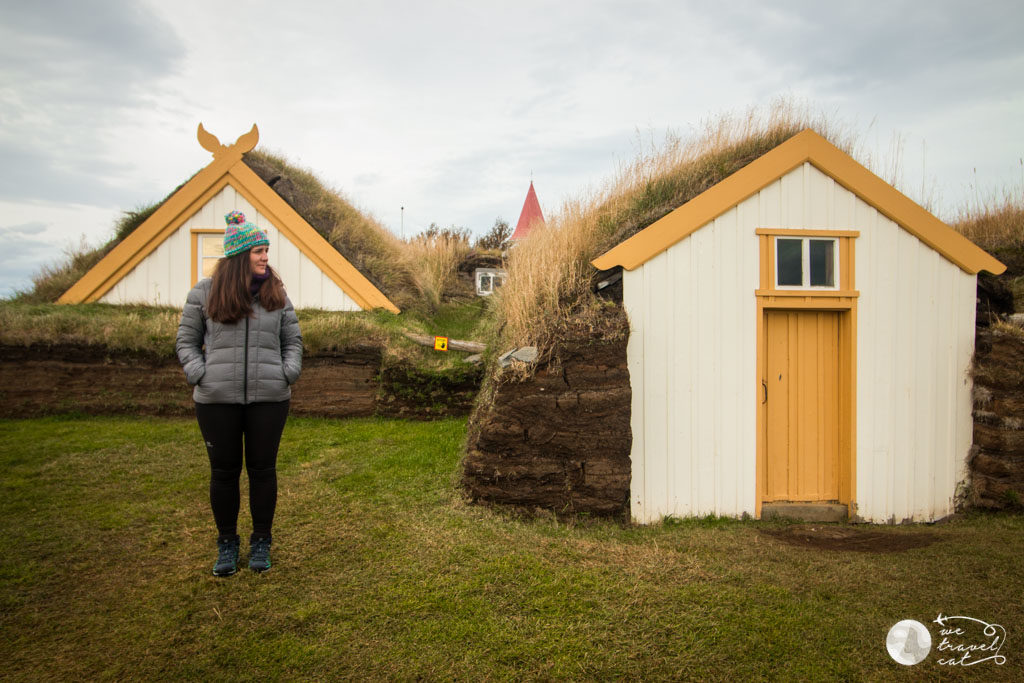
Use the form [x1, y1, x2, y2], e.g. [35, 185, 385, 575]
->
[242, 150, 419, 310]
[486, 104, 858, 359]
[15, 146, 425, 310]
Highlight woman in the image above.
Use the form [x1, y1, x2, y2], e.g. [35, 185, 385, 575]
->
[176, 211, 303, 576]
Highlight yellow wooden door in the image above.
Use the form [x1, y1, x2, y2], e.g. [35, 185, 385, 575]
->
[763, 310, 841, 502]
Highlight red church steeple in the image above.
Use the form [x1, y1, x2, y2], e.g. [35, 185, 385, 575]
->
[510, 181, 544, 241]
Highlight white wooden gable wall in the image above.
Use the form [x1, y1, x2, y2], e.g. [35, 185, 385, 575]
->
[855, 186, 975, 523]
[623, 176, 760, 523]
[624, 162, 976, 524]
[100, 186, 361, 311]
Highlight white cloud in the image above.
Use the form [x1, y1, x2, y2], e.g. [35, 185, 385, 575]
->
[0, 221, 47, 236]
[2, 0, 1022, 296]
[0, 201, 122, 298]
[0, 1, 185, 206]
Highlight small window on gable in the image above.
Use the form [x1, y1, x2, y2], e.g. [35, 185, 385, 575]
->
[475, 268, 507, 296]
[199, 233, 224, 278]
[775, 237, 838, 289]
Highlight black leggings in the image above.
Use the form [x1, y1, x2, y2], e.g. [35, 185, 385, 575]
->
[194, 401, 290, 540]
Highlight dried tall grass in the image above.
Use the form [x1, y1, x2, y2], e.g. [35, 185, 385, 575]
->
[953, 191, 1024, 251]
[403, 231, 472, 310]
[0, 302, 182, 355]
[495, 102, 857, 351]
[0, 300, 419, 360]
[14, 238, 110, 304]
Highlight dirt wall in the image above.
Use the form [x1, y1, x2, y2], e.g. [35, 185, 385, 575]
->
[462, 309, 632, 517]
[0, 343, 473, 419]
[377, 364, 484, 419]
[0, 344, 195, 417]
[969, 328, 1024, 510]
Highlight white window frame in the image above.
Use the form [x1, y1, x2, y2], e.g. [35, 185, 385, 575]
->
[475, 268, 507, 296]
[190, 228, 226, 285]
[774, 237, 839, 290]
[198, 232, 225, 279]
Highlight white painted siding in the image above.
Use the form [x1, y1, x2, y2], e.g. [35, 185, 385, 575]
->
[855, 202, 976, 523]
[100, 185, 362, 311]
[624, 162, 976, 524]
[104, 225, 187, 306]
[624, 200, 760, 523]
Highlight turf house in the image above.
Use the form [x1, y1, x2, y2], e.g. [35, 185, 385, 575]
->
[464, 127, 1006, 525]
[60, 124, 399, 313]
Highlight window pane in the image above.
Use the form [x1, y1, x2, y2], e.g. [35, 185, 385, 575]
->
[202, 257, 218, 277]
[777, 239, 803, 286]
[809, 239, 835, 287]
[202, 236, 224, 257]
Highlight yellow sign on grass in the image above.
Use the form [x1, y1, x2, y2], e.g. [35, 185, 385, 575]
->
[434, 336, 449, 352]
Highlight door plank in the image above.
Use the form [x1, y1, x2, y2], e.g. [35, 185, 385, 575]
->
[764, 310, 841, 502]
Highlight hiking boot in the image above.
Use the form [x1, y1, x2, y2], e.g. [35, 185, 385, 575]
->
[249, 535, 272, 573]
[213, 535, 240, 577]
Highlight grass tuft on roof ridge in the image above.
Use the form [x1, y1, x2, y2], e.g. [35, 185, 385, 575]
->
[243, 150, 421, 310]
[953, 191, 1024, 252]
[488, 101, 859, 360]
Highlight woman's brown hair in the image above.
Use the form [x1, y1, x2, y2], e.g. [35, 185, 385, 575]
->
[206, 250, 286, 323]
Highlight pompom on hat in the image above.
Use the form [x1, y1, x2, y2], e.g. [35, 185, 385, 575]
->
[223, 211, 269, 257]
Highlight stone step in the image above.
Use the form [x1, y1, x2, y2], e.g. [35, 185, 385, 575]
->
[761, 502, 849, 523]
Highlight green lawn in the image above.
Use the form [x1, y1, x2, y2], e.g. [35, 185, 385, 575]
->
[0, 416, 1020, 680]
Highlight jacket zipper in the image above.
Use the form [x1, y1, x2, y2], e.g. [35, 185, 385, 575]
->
[243, 317, 250, 404]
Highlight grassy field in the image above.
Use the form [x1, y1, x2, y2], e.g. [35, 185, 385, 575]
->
[0, 298, 491, 370]
[1, 416, 1020, 680]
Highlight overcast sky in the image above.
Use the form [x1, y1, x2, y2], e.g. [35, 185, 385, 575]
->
[1, 0, 1022, 297]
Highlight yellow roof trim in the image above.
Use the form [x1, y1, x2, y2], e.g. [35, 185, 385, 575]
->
[592, 129, 1005, 275]
[59, 124, 401, 312]
[58, 159, 238, 304]
[226, 163, 400, 313]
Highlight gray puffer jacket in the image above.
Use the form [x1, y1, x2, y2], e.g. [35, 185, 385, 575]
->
[175, 278, 303, 404]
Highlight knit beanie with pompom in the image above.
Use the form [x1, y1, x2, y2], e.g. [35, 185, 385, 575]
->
[223, 211, 269, 257]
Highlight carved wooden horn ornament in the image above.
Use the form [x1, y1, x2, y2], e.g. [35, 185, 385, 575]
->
[196, 123, 259, 158]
